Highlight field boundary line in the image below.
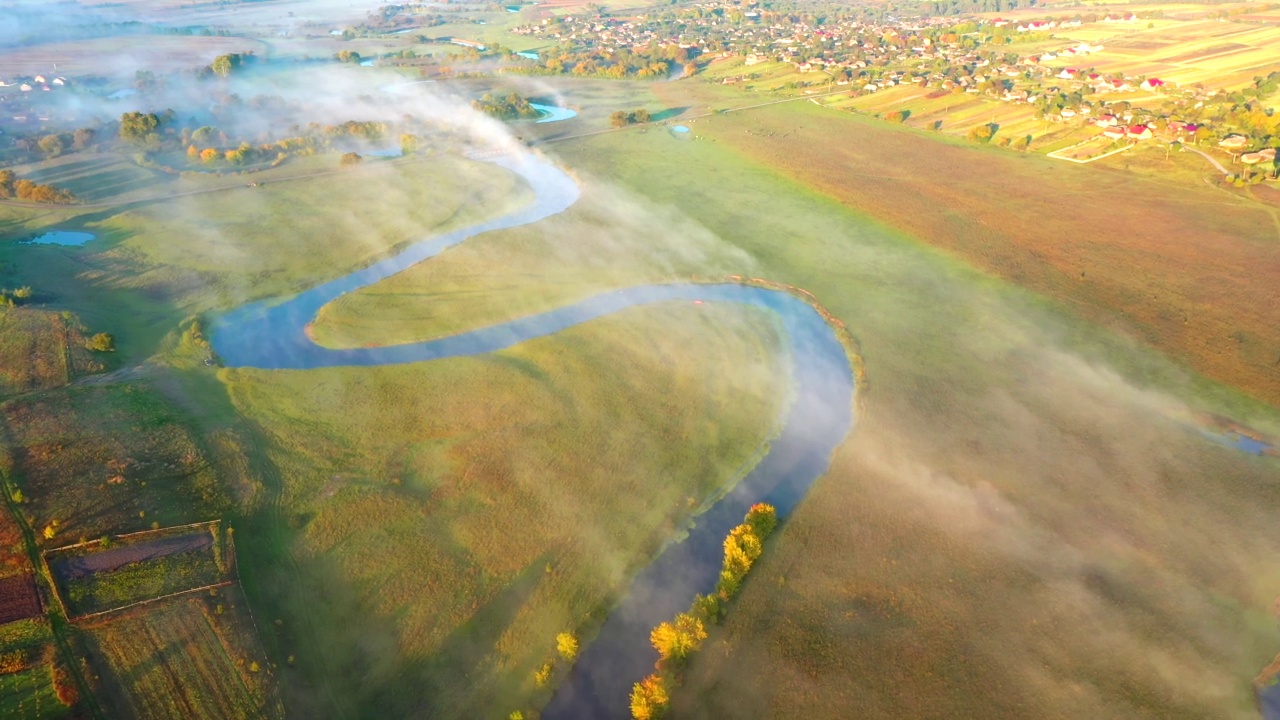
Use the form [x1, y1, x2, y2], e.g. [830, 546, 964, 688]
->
[1047, 140, 1133, 164]
[70, 580, 234, 623]
[43, 518, 221, 555]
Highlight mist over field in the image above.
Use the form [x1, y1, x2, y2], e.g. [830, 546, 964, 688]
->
[1, 0, 1279, 719]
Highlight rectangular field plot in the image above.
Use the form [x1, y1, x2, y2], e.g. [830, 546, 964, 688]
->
[0, 574, 42, 624]
[45, 522, 231, 619]
[84, 596, 277, 720]
[0, 664, 69, 720]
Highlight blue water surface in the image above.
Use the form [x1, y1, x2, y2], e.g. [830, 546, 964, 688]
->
[22, 231, 95, 246]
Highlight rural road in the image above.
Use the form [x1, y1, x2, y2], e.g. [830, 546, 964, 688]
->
[1184, 146, 1229, 175]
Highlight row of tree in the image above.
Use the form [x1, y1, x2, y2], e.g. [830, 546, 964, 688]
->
[0, 171, 76, 205]
[473, 92, 542, 121]
[609, 108, 653, 128]
[631, 503, 778, 719]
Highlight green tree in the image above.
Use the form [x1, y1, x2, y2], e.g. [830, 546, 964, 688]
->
[38, 134, 65, 157]
[632, 108, 651, 123]
[610, 110, 632, 128]
[340, 152, 363, 167]
[86, 333, 115, 352]
[119, 111, 160, 144]
[967, 123, 996, 143]
[556, 631, 578, 661]
[649, 612, 706, 664]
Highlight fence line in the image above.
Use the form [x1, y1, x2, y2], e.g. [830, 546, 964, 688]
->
[71, 581, 235, 623]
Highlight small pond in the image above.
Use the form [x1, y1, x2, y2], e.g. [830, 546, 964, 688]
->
[671, 125, 690, 133]
[21, 231, 95, 247]
[530, 103, 577, 123]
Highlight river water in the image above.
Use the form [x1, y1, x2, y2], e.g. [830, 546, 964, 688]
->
[209, 152, 857, 718]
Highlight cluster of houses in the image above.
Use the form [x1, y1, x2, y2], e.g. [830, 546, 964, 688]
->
[0, 74, 69, 93]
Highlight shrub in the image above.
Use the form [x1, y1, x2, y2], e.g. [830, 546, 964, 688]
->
[630, 673, 669, 720]
[556, 632, 578, 661]
[86, 333, 115, 352]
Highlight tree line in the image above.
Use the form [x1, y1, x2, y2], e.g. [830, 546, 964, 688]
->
[0, 171, 76, 205]
[631, 503, 778, 719]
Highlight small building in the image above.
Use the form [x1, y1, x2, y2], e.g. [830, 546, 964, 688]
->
[1219, 134, 1249, 150]
[1127, 125, 1153, 140]
[1140, 77, 1165, 90]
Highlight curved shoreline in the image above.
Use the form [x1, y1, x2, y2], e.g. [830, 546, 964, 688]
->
[209, 150, 861, 719]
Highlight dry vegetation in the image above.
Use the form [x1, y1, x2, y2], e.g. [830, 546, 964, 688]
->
[0, 36, 268, 80]
[664, 95, 1280, 406]
[81, 591, 280, 720]
[0, 309, 98, 397]
[0, 382, 229, 541]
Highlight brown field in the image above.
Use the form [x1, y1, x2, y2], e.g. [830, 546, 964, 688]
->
[1048, 20, 1280, 90]
[0, 36, 268, 80]
[0, 573, 41, 624]
[82, 592, 280, 720]
[0, 309, 97, 398]
[657, 89, 1280, 406]
[547, 87, 1280, 720]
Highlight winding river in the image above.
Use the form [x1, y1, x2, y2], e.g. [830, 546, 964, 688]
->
[209, 151, 857, 718]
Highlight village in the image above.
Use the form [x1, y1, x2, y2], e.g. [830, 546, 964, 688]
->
[507, 0, 1277, 173]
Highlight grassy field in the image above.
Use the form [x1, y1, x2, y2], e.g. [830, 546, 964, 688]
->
[652, 83, 1280, 408]
[310, 177, 755, 346]
[2, 128, 791, 718]
[224, 301, 786, 719]
[2, 56, 1278, 720]
[533, 85, 1280, 719]
[0, 619, 66, 720]
[0, 309, 101, 399]
[0, 381, 229, 542]
[81, 591, 280, 720]
[0, 665, 67, 720]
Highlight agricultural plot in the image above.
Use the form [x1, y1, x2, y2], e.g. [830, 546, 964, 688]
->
[83, 594, 279, 720]
[0, 619, 66, 720]
[46, 522, 230, 618]
[0, 309, 98, 398]
[1050, 20, 1280, 90]
[0, 574, 41, 624]
[0, 382, 228, 541]
[0, 665, 68, 720]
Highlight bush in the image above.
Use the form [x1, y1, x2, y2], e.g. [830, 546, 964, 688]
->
[340, 152, 363, 167]
[86, 333, 115, 352]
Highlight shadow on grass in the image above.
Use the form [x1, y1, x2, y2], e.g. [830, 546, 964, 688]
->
[651, 106, 691, 122]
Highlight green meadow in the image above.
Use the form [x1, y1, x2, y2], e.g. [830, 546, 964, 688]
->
[0, 72, 1277, 719]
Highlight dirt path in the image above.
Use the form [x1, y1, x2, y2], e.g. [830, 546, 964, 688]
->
[1184, 146, 1229, 175]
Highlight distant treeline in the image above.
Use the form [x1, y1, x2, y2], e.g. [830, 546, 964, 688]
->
[922, 0, 1036, 17]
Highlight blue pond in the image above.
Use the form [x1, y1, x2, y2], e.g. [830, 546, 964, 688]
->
[517, 50, 539, 60]
[671, 125, 690, 133]
[530, 103, 577, 123]
[210, 153, 856, 719]
[22, 231, 95, 247]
